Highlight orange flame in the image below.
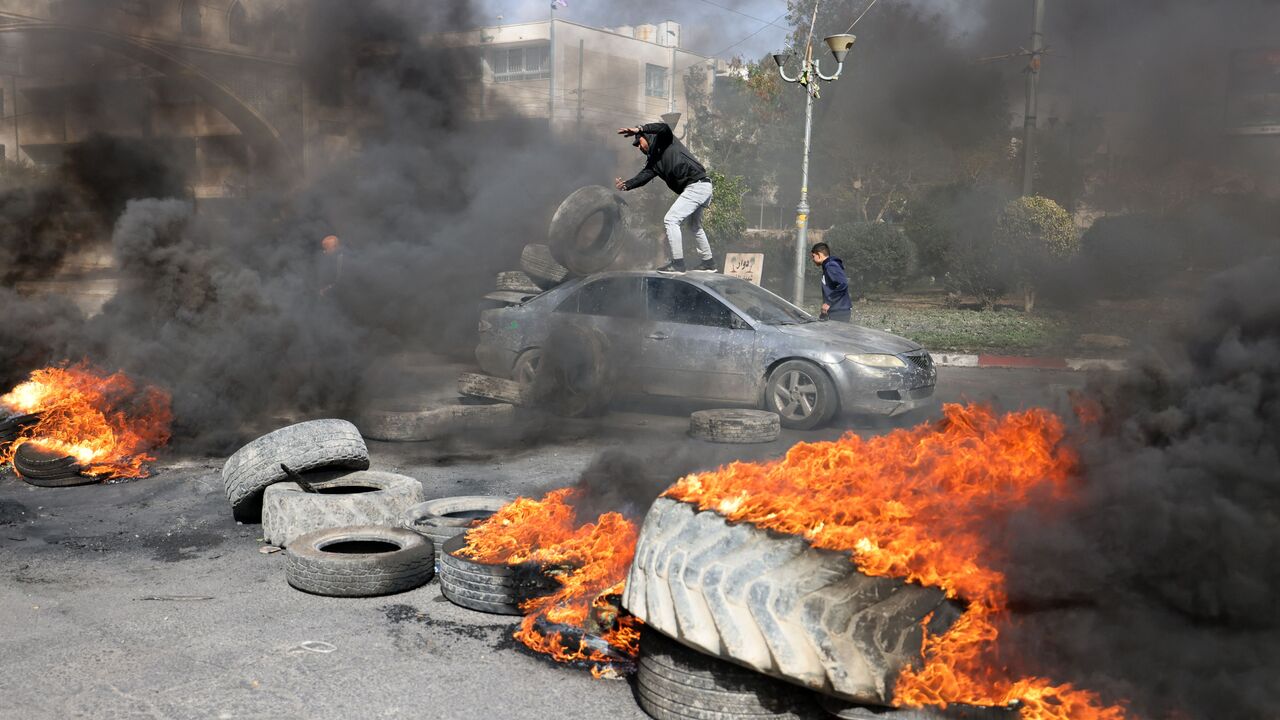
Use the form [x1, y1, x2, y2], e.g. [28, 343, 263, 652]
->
[1, 363, 173, 479]
[664, 404, 1129, 720]
[461, 488, 641, 671]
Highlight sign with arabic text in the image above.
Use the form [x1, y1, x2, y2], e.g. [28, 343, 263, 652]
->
[724, 253, 764, 286]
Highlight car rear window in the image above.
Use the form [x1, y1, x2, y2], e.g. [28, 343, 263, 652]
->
[556, 277, 645, 319]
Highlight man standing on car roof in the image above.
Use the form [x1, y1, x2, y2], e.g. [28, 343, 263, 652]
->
[810, 242, 852, 322]
[615, 122, 717, 273]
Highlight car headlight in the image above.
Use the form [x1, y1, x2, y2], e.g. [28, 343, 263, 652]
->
[845, 353, 907, 369]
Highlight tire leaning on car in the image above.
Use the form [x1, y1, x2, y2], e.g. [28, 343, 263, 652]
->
[764, 359, 839, 431]
[548, 185, 630, 275]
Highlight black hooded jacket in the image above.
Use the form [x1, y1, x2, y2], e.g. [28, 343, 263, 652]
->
[621, 123, 709, 195]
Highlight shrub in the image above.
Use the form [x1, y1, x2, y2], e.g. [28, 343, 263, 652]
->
[993, 196, 1078, 312]
[823, 223, 917, 296]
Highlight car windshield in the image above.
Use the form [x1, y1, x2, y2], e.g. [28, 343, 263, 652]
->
[701, 277, 816, 325]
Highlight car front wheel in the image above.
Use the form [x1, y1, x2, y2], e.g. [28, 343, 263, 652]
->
[764, 360, 838, 430]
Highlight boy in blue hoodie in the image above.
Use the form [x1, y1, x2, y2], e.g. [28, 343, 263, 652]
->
[810, 243, 851, 322]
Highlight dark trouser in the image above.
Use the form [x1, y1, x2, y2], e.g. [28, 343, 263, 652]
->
[826, 309, 852, 323]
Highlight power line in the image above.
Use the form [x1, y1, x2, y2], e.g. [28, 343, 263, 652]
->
[689, 0, 791, 32]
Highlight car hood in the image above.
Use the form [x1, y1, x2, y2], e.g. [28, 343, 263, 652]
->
[774, 321, 921, 354]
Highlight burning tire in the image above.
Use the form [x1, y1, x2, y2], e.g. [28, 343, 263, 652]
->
[12, 442, 92, 488]
[354, 404, 516, 442]
[689, 410, 781, 444]
[285, 525, 435, 598]
[0, 413, 41, 447]
[637, 629, 821, 720]
[457, 372, 527, 406]
[496, 270, 542, 294]
[623, 498, 954, 706]
[261, 471, 425, 547]
[222, 419, 370, 523]
[520, 244, 571, 290]
[531, 321, 615, 418]
[764, 360, 839, 431]
[401, 495, 514, 555]
[438, 533, 554, 616]
[548, 185, 629, 275]
[819, 696, 1020, 719]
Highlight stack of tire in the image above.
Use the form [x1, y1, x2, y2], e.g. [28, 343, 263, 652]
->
[351, 373, 528, 444]
[222, 419, 435, 598]
[623, 497, 1023, 719]
[515, 185, 660, 293]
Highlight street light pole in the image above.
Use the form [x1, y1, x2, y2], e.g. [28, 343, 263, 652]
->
[1021, 0, 1046, 197]
[775, 34, 856, 306]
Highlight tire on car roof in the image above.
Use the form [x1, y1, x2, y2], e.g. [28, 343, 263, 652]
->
[221, 419, 370, 523]
[496, 270, 542, 294]
[520, 244, 571, 290]
[285, 525, 435, 598]
[548, 185, 630, 275]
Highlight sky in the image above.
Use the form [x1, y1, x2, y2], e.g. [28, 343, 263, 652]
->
[473, 0, 796, 61]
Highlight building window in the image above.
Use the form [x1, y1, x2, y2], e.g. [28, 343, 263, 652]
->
[228, 1, 249, 46]
[488, 44, 550, 82]
[181, 1, 201, 36]
[646, 64, 669, 99]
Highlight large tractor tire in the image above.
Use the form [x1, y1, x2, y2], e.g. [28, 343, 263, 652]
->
[623, 497, 957, 707]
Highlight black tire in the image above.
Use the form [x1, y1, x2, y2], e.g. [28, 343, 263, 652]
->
[261, 471, 425, 547]
[354, 404, 515, 442]
[284, 525, 435, 598]
[496, 271, 542, 294]
[637, 630, 820, 720]
[548, 185, 629, 275]
[531, 321, 615, 418]
[764, 360, 839, 431]
[623, 498, 953, 706]
[457, 373, 527, 406]
[520, 244, 570, 290]
[402, 495, 514, 555]
[12, 443, 93, 487]
[438, 533, 554, 615]
[689, 410, 781, 444]
[819, 696, 1019, 719]
[221, 420, 369, 523]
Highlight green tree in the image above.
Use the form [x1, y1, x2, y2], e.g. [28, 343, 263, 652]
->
[703, 170, 748, 255]
[993, 196, 1079, 312]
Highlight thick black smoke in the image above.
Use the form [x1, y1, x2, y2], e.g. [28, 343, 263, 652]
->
[1, 1, 613, 448]
[993, 258, 1280, 719]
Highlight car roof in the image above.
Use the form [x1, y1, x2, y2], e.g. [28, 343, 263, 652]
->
[574, 270, 745, 288]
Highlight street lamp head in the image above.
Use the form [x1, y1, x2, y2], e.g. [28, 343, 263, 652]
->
[661, 112, 682, 130]
[824, 34, 856, 63]
[771, 52, 788, 68]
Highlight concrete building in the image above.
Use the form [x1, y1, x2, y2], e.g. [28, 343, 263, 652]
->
[0, 0, 307, 197]
[439, 17, 713, 148]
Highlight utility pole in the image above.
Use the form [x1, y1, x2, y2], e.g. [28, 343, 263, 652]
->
[576, 39, 584, 132]
[548, 3, 557, 126]
[1021, 0, 1046, 196]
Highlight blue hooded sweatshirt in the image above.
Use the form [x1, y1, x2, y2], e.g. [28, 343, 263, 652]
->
[820, 257, 852, 312]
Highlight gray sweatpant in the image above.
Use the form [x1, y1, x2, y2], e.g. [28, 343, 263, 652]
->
[663, 180, 714, 261]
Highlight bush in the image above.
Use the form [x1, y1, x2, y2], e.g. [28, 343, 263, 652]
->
[993, 196, 1078, 312]
[703, 170, 748, 259]
[823, 223, 917, 296]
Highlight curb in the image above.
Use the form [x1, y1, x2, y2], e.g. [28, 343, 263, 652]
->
[933, 353, 1127, 371]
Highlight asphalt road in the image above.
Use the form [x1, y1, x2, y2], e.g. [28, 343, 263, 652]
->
[0, 367, 1087, 720]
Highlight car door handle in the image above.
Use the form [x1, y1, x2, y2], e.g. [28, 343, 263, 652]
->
[648, 331, 670, 340]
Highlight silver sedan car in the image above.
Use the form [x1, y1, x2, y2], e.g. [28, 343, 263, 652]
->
[475, 271, 936, 429]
